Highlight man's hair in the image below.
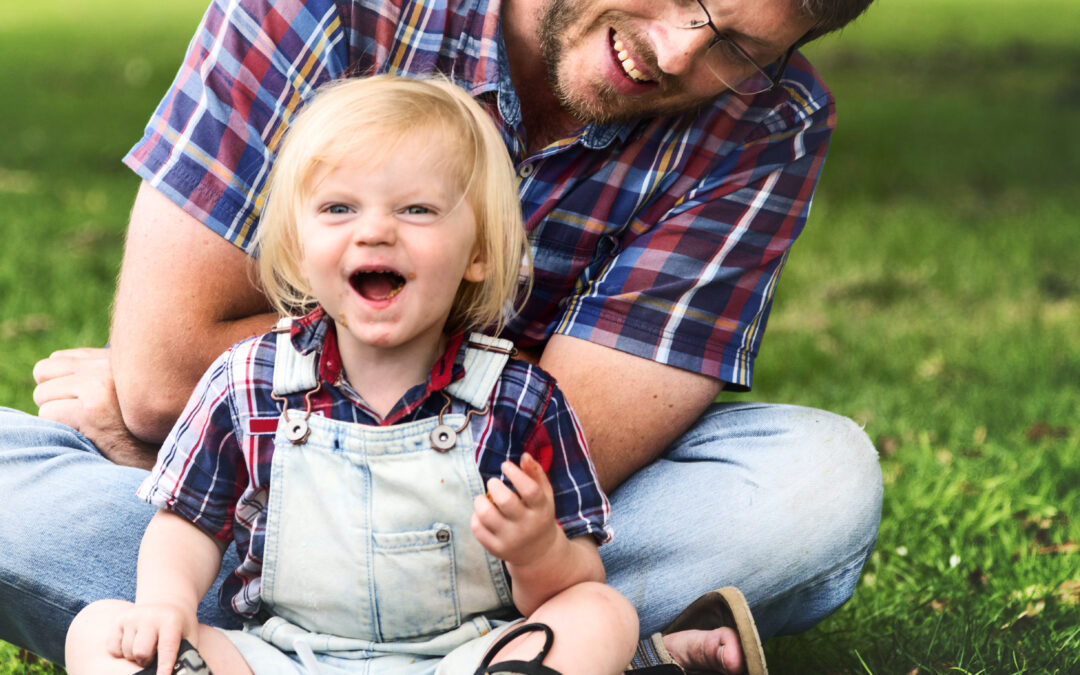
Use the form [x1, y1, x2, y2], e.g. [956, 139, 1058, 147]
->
[796, 0, 875, 45]
[255, 74, 530, 334]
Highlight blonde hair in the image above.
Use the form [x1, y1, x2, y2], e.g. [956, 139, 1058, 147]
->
[255, 75, 530, 334]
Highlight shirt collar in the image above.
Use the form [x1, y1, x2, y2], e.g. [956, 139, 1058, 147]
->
[289, 308, 469, 423]
[490, 15, 637, 156]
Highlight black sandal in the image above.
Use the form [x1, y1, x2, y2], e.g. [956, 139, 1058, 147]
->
[474, 622, 562, 675]
[131, 639, 213, 675]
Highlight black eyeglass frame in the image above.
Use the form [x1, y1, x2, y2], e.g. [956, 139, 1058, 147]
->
[689, 0, 805, 94]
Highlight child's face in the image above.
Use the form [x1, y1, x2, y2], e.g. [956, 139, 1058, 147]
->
[299, 134, 487, 359]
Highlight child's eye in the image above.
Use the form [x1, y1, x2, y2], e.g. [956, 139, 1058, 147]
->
[322, 203, 351, 215]
[402, 205, 435, 216]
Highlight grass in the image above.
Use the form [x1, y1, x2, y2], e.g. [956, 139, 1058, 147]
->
[1, 0, 1078, 673]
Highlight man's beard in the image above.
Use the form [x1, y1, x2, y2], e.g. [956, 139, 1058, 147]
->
[536, 0, 712, 124]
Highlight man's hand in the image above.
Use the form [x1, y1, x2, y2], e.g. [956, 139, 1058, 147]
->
[32, 347, 158, 468]
[471, 454, 561, 565]
[107, 600, 197, 675]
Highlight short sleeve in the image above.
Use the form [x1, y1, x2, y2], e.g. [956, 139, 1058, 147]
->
[123, 0, 348, 252]
[522, 379, 612, 545]
[540, 57, 836, 390]
[137, 348, 247, 542]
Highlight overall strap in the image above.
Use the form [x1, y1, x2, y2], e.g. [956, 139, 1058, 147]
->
[444, 333, 516, 409]
[271, 318, 320, 397]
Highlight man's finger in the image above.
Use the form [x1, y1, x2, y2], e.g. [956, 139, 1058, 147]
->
[32, 374, 79, 407]
[32, 356, 76, 385]
[36, 398, 83, 430]
[32, 347, 109, 383]
[49, 347, 108, 360]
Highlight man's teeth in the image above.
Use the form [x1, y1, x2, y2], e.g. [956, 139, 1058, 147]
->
[612, 38, 650, 83]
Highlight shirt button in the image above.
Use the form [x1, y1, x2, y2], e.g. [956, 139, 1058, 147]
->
[518, 163, 535, 178]
[436, 528, 451, 543]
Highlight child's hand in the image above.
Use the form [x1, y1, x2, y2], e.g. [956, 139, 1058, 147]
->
[471, 453, 562, 566]
[106, 601, 196, 675]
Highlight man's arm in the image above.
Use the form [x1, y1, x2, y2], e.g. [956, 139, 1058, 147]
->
[34, 182, 277, 464]
[536, 334, 721, 493]
[109, 182, 277, 443]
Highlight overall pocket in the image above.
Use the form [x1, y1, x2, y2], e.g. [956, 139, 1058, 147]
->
[371, 522, 460, 640]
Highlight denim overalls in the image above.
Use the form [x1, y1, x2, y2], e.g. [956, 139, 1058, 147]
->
[224, 327, 520, 673]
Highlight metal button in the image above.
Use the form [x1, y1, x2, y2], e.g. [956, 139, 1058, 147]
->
[430, 424, 457, 452]
[284, 418, 310, 444]
[518, 162, 535, 178]
[436, 528, 451, 543]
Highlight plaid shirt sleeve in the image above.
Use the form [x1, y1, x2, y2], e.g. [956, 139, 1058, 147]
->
[479, 361, 612, 545]
[137, 342, 254, 543]
[123, 0, 348, 253]
[530, 382, 612, 544]
[542, 63, 835, 390]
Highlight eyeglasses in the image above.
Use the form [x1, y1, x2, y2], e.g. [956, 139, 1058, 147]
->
[677, 0, 799, 95]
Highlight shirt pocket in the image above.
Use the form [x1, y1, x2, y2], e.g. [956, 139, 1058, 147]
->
[371, 522, 460, 640]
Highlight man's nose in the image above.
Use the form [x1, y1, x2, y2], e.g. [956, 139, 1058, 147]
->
[650, 23, 714, 77]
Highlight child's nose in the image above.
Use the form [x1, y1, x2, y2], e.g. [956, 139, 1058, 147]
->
[352, 212, 398, 246]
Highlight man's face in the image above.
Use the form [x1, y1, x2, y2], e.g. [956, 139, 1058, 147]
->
[537, 0, 815, 123]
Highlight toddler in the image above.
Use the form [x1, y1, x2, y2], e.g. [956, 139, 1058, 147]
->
[64, 75, 638, 675]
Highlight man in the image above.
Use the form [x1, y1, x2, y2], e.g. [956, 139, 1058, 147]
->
[6, 0, 882, 671]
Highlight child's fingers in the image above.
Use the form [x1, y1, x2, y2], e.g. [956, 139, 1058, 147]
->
[470, 510, 497, 550]
[156, 629, 182, 675]
[130, 623, 160, 666]
[105, 619, 125, 658]
[503, 458, 551, 509]
[485, 475, 525, 518]
[522, 453, 554, 495]
[120, 615, 138, 661]
[472, 488, 507, 532]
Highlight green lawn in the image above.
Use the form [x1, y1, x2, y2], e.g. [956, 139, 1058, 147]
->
[2, 0, 1078, 673]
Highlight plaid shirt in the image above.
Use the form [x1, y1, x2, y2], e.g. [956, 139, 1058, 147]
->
[138, 309, 610, 617]
[124, 0, 835, 389]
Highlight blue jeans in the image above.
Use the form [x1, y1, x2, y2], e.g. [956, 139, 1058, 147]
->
[0, 402, 882, 665]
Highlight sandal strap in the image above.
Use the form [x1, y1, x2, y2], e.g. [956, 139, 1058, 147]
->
[477, 658, 563, 675]
[131, 639, 212, 675]
[475, 623, 561, 675]
[624, 632, 685, 673]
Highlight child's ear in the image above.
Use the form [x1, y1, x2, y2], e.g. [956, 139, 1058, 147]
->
[463, 245, 488, 283]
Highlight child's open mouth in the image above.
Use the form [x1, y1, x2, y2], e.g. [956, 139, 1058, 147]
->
[349, 269, 406, 301]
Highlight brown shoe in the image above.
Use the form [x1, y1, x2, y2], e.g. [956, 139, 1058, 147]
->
[625, 586, 767, 675]
[662, 587, 767, 675]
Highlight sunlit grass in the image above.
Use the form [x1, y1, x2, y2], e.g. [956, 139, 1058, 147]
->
[750, 0, 1080, 671]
